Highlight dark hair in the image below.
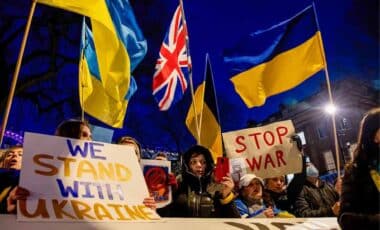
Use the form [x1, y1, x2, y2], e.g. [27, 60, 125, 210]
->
[55, 119, 90, 139]
[352, 108, 380, 167]
[182, 145, 215, 175]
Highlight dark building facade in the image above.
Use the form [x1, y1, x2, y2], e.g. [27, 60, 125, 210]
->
[263, 78, 379, 173]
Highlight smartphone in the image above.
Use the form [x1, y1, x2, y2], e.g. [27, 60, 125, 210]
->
[214, 157, 230, 183]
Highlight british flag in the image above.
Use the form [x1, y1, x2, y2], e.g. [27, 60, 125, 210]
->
[152, 6, 190, 111]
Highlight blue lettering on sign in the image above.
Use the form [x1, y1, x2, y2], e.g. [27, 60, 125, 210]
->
[56, 178, 79, 198]
[66, 140, 106, 160]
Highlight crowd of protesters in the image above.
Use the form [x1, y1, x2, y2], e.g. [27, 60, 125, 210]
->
[0, 108, 379, 230]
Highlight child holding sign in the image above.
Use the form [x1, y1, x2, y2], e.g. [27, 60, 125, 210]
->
[162, 145, 240, 218]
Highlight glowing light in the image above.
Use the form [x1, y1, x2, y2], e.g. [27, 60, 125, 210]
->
[324, 103, 337, 115]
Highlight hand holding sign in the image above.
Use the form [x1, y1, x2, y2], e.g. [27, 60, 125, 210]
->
[140, 159, 172, 208]
[6, 186, 29, 213]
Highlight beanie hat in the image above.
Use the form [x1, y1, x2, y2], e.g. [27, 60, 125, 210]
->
[239, 174, 264, 189]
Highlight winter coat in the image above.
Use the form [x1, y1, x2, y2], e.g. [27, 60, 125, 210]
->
[163, 145, 240, 218]
[338, 163, 380, 230]
[294, 179, 339, 217]
[265, 155, 306, 214]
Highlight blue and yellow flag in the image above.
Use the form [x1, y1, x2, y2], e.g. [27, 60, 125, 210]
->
[223, 5, 325, 108]
[185, 55, 223, 161]
[37, 0, 147, 128]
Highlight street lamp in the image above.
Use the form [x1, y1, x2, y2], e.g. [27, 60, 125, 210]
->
[324, 103, 337, 115]
[323, 103, 346, 170]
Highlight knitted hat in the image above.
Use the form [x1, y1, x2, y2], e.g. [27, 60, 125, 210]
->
[239, 174, 264, 189]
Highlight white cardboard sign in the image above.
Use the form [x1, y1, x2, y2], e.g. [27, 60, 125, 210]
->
[18, 132, 160, 222]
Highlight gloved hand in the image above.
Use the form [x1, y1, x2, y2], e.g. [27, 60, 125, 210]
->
[291, 134, 303, 152]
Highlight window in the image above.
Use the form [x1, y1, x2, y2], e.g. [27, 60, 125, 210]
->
[324, 151, 336, 172]
[339, 117, 351, 130]
[317, 126, 327, 139]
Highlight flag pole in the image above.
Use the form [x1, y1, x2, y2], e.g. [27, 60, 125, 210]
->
[80, 61, 85, 122]
[80, 18, 86, 122]
[312, 3, 341, 177]
[0, 0, 38, 146]
[197, 54, 208, 138]
[179, 0, 201, 143]
[205, 53, 225, 159]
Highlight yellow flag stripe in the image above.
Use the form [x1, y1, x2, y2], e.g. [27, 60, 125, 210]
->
[185, 82, 205, 140]
[37, 0, 131, 102]
[79, 56, 126, 128]
[201, 103, 223, 160]
[231, 32, 325, 108]
[185, 81, 223, 161]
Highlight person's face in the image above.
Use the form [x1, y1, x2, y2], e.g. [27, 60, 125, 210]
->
[266, 176, 286, 193]
[242, 179, 262, 200]
[374, 128, 380, 145]
[79, 124, 92, 141]
[3, 147, 23, 170]
[189, 153, 206, 177]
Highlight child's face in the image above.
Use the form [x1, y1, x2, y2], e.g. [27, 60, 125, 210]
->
[189, 153, 206, 177]
[266, 176, 286, 193]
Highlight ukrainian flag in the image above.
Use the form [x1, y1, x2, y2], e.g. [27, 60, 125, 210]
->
[224, 5, 325, 108]
[37, 0, 147, 128]
[186, 55, 223, 161]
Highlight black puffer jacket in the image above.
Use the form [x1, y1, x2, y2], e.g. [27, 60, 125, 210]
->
[294, 179, 339, 217]
[338, 163, 380, 230]
[166, 145, 239, 218]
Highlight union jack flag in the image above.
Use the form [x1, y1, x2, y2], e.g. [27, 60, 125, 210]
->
[152, 6, 190, 111]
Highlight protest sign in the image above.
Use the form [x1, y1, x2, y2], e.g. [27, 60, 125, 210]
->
[222, 120, 302, 178]
[140, 159, 171, 208]
[18, 132, 160, 222]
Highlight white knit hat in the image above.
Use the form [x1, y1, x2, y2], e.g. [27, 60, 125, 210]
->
[239, 174, 264, 189]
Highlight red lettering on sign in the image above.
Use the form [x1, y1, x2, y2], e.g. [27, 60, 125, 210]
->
[276, 150, 286, 166]
[246, 155, 262, 171]
[246, 152, 288, 171]
[264, 154, 275, 169]
[235, 136, 246, 154]
[276, 126, 288, 144]
[248, 132, 261, 149]
[263, 131, 275, 146]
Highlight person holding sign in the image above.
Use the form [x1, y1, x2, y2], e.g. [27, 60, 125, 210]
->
[55, 119, 93, 141]
[117, 135, 158, 210]
[163, 145, 240, 217]
[5, 119, 93, 214]
[339, 108, 380, 230]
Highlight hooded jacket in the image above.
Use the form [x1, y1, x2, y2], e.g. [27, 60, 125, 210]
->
[166, 145, 239, 218]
